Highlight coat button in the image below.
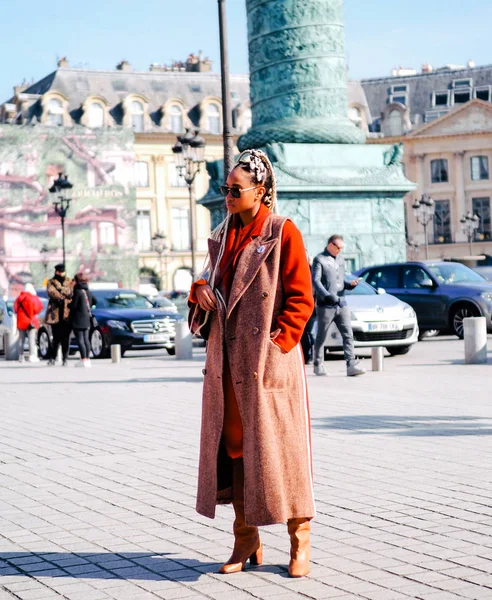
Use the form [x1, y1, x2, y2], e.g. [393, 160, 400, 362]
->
[252, 327, 259, 335]
[253, 372, 258, 380]
[202, 368, 207, 375]
[262, 292, 269, 298]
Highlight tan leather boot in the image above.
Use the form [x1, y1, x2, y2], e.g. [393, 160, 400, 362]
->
[287, 518, 310, 577]
[219, 459, 262, 574]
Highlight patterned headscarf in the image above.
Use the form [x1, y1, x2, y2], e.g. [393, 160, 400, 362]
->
[236, 149, 277, 212]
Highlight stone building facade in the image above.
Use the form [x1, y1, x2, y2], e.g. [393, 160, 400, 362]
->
[362, 63, 492, 262]
[0, 54, 372, 289]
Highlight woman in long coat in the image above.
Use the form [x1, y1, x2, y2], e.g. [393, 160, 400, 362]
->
[190, 149, 315, 577]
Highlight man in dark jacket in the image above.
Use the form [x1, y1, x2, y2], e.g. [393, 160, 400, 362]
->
[45, 264, 73, 366]
[312, 235, 366, 377]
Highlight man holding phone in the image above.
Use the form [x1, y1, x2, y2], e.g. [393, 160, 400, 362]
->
[312, 235, 366, 377]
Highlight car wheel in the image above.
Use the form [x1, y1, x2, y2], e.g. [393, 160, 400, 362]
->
[387, 345, 412, 356]
[166, 347, 176, 356]
[451, 304, 480, 339]
[90, 328, 109, 359]
[38, 328, 52, 360]
[418, 329, 440, 340]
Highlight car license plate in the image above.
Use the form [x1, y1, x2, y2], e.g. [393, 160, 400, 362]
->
[367, 322, 400, 332]
[143, 333, 169, 343]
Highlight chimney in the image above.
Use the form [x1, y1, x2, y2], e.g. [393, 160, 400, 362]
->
[116, 60, 132, 72]
[14, 84, 29, 97]
[421, 63, 433, 74]
[57, 57, 69, 68]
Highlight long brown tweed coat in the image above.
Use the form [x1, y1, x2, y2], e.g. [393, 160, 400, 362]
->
[196, 214, 316, 527]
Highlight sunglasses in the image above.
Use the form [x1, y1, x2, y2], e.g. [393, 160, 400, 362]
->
[219, 185, 259, 199]
[330, 242, 344, 251]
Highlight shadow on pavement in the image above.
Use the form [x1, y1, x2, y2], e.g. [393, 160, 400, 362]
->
[0, 552, 221, 581]
[1, 377, 204, 385]
[312, 415, 492, 436]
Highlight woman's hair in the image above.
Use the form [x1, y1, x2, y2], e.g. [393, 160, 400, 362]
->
[202, 149, 278, 293]
[74, 273, 88, 284]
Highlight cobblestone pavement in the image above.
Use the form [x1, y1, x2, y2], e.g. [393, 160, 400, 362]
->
[0, 336, 492, 600]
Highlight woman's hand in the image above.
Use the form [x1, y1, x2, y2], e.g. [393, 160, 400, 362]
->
[196, 284, 218, 312]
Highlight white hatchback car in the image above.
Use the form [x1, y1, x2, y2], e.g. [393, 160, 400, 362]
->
[324, 278, 419, 356]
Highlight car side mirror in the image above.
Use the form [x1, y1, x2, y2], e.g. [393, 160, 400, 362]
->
[420, 278, 434, 288]
[377, 288, 386, 295]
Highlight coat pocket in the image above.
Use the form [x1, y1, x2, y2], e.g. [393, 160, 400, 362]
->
[263, 339, 288, 390]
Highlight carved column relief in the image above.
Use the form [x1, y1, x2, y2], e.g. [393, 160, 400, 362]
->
[238, 0, 365, 149]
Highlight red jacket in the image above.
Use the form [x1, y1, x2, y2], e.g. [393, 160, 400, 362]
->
[14, 292, 44, 330]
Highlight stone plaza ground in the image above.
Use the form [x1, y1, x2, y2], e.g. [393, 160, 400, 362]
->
[0, 336, 492, 600]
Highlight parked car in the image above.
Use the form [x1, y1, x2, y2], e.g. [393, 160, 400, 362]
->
[473, 266, 492, 281]
[355, 261, 492, 338]
[323, 277, 419, 356]
[37, 288, 184, 359]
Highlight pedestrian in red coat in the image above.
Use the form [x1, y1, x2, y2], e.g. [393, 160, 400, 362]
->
[14, 283, 43, 363]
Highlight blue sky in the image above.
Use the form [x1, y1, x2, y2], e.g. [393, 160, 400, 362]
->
[1, 0, 490, 102]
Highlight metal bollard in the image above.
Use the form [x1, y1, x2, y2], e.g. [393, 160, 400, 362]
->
[372, 346, 384, 371]
[3, 331, 19, 361]
[464, 317, 487, 364]
[175, 321, 193, 360]
[111, 344, 121, 363]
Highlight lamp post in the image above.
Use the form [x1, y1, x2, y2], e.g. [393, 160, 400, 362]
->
[218, 0, 234, 179]
[412, 194, 435, 259]
[49, 173, 73, 265]
[40, 244, 49, 279]
[172, 129, 206, 280]
[151, 231, 169, 291]
[460, 212, 480, 255]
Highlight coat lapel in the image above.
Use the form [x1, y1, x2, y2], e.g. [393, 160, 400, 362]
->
[226, 216, 278, 319]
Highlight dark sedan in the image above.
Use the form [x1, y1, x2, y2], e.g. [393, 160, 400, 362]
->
[356, 261, 492, 338]
[37, 288, 184, 359]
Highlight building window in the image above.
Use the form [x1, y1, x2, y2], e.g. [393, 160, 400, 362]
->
[431, 159, 449, 183]
[171, 207, 190, 250]
[47, 98, 63, 126]
[388, 110, 403, 136]
[99, 222, 116, 246]
[433, 200, 452, 243]
[207, 103, 221, 134]
[137, 210, 152, 251]
[471, 156, 489, 181]
[169, 105, 183, 133]
[89, 102, 104, 128]
[168, 163, 186, 188]
[134, 161, 149, 187]
[391, 84, 408, 93]
[433, 91, 450, 107]
[475, 86, 491, 102]
[453, 89, 471, 104]
[390, 95, 407, 106]
[472, 197, 491, 241]
[131, 101, 144, 132]
[452, 78, 473, 88]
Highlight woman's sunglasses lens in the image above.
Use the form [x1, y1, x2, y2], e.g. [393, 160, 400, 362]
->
[219, 186, 228, 197]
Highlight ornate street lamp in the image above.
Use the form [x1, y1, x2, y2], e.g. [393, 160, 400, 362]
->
[412, 194, 435, 259]
[49, 173, 73, 265]
[460, 212, 480, 255]
[172, 129, 206, 279]
[151, 231, 169, 290]
[39, 244, 49, 279]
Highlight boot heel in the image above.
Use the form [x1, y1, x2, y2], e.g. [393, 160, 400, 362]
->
[249, 544, 263, 566]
